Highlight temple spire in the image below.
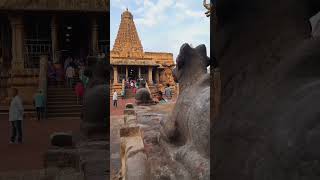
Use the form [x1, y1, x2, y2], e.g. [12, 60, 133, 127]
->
[112, 9, 143, 57]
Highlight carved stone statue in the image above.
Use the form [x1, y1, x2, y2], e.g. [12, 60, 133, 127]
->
[203, 0, 215, 17]
[135, 80, 153, 105]
[160, 67, 175, 86]
[161, 43, 210, 180]
[81, 58, 109, 140]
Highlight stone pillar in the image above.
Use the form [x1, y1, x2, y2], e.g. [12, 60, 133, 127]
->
[126, 66, 128, 80]
[155, 68, 159, 84]
[10, 15, 24, 71]
[91, 17, 99, 56]
[138, 66, 141, 78]
[51, 16, 58, 63]
[148, 66, 153, 84]
[113, 66, 118, 84]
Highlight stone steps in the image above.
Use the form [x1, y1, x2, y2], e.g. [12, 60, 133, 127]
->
[47, 82, 82, 119]
[47, 112, 81, 118]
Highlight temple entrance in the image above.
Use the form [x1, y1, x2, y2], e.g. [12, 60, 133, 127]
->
[58, 15, 90, 64]
[128, 66, 139, 81]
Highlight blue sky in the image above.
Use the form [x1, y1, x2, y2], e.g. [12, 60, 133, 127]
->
[110, 0, 210, 61]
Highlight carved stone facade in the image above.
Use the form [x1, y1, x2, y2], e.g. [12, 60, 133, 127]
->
[0, 0, 108, 12]
[0, 4, 108, 105]
[111, 9, 176, 95]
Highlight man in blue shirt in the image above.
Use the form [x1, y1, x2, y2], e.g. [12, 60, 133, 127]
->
[34, 89, 45, 121]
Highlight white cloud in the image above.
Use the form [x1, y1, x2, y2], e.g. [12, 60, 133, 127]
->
[110, 0, 210, 61]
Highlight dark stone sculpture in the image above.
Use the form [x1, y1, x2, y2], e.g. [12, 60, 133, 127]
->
[135, 81, 153, 105]
[81, 57, 109, 140]
[161, 43, 210, 180]
[213, 1, 320, 179]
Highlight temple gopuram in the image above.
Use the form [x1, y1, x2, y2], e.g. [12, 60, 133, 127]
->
[111, 9, 176, 95]
[0, 0, 108, 105]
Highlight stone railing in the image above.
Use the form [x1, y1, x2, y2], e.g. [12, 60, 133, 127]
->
[38, 55, 48, 117]
[119, 103, 148, 180]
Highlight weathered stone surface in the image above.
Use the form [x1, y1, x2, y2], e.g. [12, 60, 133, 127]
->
[135, 88, 153, 105]
[50, 132, 73, 147]
[213, 1, 320, 179]
[161, 43, 210, 180]
[135, 105, 193, 180]
[120, 126, 148, 180]
[44, 149, 79, 170]
[81, 60, 109, 140]
[126, 103, 134, 109]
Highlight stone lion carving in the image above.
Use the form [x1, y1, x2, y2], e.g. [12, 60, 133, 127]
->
[160, 43, 210, 180]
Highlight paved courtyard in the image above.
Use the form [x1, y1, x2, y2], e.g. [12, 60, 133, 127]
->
[0, 115, 80, 172]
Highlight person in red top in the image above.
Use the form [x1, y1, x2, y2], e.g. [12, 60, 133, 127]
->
[75, 82, 85, 105]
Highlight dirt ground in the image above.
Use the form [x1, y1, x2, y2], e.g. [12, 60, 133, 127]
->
[0, 115, 80, 172]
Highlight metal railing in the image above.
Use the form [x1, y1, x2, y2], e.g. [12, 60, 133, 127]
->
[24, 39, 52, 69]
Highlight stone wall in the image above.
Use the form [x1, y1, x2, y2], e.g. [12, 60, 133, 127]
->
[0, 0, 108, 12]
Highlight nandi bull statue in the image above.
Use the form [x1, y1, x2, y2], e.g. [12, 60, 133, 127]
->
[160, 43, 211, 180]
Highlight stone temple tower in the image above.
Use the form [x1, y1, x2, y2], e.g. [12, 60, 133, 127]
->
[112, 8, 144, 58]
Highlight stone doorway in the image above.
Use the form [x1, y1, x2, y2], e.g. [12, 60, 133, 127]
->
[128, 66, 139, 81]
[58, 15, 90, 63]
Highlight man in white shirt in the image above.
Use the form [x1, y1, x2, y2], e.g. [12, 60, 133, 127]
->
[9, 88, 24, 144]
[113, 90, 118, 108]
[65, 66, 75, 88]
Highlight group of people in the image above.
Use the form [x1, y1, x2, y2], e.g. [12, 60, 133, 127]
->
[112, 83, 173, 108]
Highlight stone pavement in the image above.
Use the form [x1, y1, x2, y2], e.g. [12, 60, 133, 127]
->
[0, 115, 80, 172]
[110, 98, 135, 116]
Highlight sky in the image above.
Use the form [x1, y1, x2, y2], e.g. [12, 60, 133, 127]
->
[110, 0, 210, 61]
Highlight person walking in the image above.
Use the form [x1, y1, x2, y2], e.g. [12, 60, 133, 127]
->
[113, 90, 118, 108]
[164, 84, 172, 100]
[9, 88, 24, 144]
[75, 82, 85, 105]
[65, 65, 75, 88]
[33, 89, 45, 121]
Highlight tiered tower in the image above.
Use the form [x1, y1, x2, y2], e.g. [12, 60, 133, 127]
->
[112, 8, 144, 58]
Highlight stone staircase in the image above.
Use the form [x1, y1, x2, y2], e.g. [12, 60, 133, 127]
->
[47, 80, 82, 120]
[124, 88, 136, 99]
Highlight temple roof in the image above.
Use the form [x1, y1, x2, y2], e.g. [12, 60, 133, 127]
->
[112, 9, 144, 56]
[0, 0, 108, 12]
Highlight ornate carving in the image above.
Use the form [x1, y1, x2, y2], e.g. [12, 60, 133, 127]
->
[203, 0, 215, 17]
[160, 67, 175, 86]
[112, 9, 143, 58]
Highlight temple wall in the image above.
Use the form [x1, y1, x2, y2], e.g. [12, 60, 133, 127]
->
[144, 52, 174, 65]
[0, 0, 108, 12]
